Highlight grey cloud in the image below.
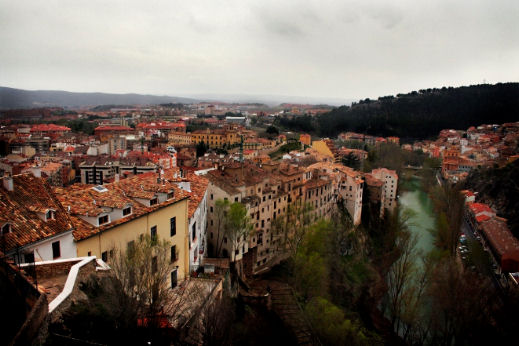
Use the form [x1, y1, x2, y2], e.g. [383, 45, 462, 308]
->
[0, 0, 518, 101]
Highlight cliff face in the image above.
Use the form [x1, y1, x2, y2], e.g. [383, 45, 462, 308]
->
[464, 160, 519, 238]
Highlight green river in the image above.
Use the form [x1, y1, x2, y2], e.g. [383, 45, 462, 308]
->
[398, 178, 436, 258]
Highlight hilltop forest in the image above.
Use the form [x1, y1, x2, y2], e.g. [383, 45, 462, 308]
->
[276, 83, 519, 141]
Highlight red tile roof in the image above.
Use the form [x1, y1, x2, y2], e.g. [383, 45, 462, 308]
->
[480, 218, 519, 266]
[476, 215, 491, 223]
[31, 124, 71, 132]
[184, 173, 208, 219]
[0, 174, 74, 252]
[136, 121, 185, 129]
[94, 126, 133, 132]
[54, 169, 190, 241]
[468, 202, 494, 215]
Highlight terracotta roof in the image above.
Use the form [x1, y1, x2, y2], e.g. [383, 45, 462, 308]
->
[137, 121, 185, 129]
[371, 167, 398, 178]
[364, 173, 384, 187]
[304, 177, 330, 189]
[52, 169, 189, 240]
[0, 174, 74, 253]
[476, 215, 491, 223]
[207, 163, 265, 193]
[94, 126, 133, 131]
[185, 173, 209, 219]
[480, 218, 519, 260]
[468, 202, 494, 216]
[31, 124, 71, 132]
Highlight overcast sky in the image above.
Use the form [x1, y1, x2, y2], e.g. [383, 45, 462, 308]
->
[1, 0, 518, 103]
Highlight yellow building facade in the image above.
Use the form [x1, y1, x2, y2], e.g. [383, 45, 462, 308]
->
[75, 198, 190, 285]
[190, 129, 240, 149]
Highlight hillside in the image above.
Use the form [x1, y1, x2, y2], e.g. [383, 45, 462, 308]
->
[464, 160, 519, 238]
[0, 86, 197, 109]
[277, 83, 519, 140]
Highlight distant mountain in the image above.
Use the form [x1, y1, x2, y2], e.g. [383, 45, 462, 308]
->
[184, 93, 352, 107]
[0, 86, 198, 109]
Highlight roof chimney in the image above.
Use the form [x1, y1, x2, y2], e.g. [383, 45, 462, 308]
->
[3, 176, 13, 192]
[115, 173, 120, 183]
[32, 167, 41, 178]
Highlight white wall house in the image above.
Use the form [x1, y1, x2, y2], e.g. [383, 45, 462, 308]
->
[13, 230, 76, 264]
[188, 190, 208, 272]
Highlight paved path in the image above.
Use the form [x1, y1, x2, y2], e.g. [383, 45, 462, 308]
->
[268, 282, 320, 345]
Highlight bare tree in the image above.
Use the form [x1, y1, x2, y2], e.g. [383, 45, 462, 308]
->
[212, 199, 230, 257]
[272, 201, 314, 260]
[109, 234, 174, 327]
[109, 235, 206, 335]
[224, 202, 253, 259]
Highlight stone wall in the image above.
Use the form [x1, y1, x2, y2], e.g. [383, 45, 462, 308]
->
[34, 259, 81, 278]
[47, 258, 97, 323]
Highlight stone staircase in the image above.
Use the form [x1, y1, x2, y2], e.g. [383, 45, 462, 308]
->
[269, 284, 320, 346]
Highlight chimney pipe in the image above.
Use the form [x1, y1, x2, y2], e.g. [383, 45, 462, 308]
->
[3, 176, 13, 192]
[32, 167, 41, 178]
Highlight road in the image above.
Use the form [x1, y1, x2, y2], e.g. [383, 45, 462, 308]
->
[461, 217, 504, 293]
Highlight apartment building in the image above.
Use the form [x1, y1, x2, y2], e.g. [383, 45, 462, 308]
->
[305, 162, 364, 225]
[54, 170, 190, 287]
[363, 173, 386, 218]
[183, 173, 209, 272]
[79, 159, 157, 184]
[371, 168, 398, 213]
[190, 129, 240, 149]
[206, 160, 347, 275]
[168, 132, 193, 147]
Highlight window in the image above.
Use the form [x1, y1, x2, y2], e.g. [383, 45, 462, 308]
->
[52, 241, 61, 259]
[24, 251, 34, 263]
[171, 269, 178, 288]
[167, 192, 174, 200]
[210, 206, 213, 213]
[210, 193, 213, 200]
[46, 210, 55, 220]
[152, 256, 158, 273]
[151, 225, 157, 241]
[171, 245, 177, 262]
[1, 223, 11, 235]
[87, 251, 92, 256]
[235, 197, 238, 202]
[224, 237, 227, 244]
[235, 249, 239, 256]
[170, 217, 176, 236]
[102, 251, 108, 262]
[98, 215, 109, 225]
[150, 198, 158, 206]
[122, 206, 132, 216]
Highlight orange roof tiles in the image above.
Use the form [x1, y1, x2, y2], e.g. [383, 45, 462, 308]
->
[31, 124, 71, 132]
[468, 202, 494, 215]
[480, 218, 519, 260]
[54, 169, 190, 241]
[185, 173, 209, 219]
[0, 174, 74, 252]
[94, 126, 133, 132]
